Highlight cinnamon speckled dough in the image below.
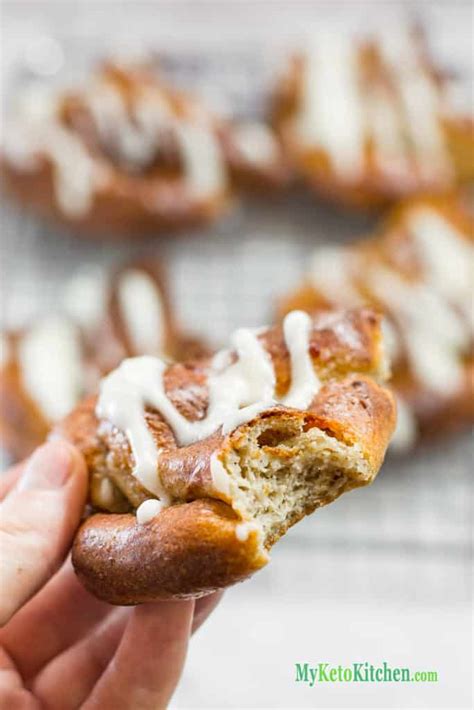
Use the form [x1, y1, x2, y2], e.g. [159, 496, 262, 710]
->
[278, 195, 474, 447]
[55, 308, 396, 604]
[271, 28, 474, 209]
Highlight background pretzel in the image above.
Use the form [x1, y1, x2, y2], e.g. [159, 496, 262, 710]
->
[0, 258, 208, 460]
[271, 26, 474, 208]
[1, 61, 289, 238]
[278, 194, 474, 450]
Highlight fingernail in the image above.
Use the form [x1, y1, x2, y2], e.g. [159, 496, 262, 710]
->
[18, 441, 75, 491]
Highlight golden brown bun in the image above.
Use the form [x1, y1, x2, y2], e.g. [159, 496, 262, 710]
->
[55, 308, 396, 603]
[278, 195, 474, 446]
[271, 32, 474, 209]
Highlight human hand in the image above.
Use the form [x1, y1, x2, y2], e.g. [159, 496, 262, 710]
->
[0, 441, 222, 709]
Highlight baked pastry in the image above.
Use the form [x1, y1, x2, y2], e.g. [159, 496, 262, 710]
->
[1, 61, 290, 236]
[278, 195, 474, 450]
[272, 27, 474, 208]
[0, 259, 207, 460]
[54, 308, 396, 604]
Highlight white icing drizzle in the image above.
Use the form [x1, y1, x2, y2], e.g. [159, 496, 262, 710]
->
[232, 122, 279, 165]
[369, 267, 466, 396]
[85, 80, 171, 171]
[408, 208, 474, 327]
[235, 521, 261, 542]
[85, 75, 226, 198]
[379, 30, 452, 181]
[390, 395, 418, 452]
[280, 310, 320, 408]
[210, 452, 231, 497]
[3, 88, 105, 218]
[63, 266, 108, 332]
[18, 316, 84, 421]
[309, 247, 362, 307]
[136, 498, 164, 524]
[297, 33, 365, 177]
[173, 121, 226, 198]
[365, 86, 409, 176]
[118, 269, 166, 356]
[96, 311, 320, 501]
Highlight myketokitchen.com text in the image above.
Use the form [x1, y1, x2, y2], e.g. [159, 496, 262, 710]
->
[295, 662, 438, 685]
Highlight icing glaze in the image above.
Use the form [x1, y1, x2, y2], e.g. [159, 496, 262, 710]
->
[18, 316, 84, 421]
[3, 88, 105, 217]
[390, 395, 418, 452]
[235, 521, 261, 542]
[63, 266, 108, 332]
[136, 498, 165, 524]
[297, 33, 365, 177]
[232, 122, 279, 165]
[174, 121, 226, 198]
[118, 269, 166, 355]
[309, 247, 362, 307]
[379, 30, 452, 181]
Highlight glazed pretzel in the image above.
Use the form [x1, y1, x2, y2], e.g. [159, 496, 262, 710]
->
[0, 258, 207, 460]
[54, 308, 396, 604]
[271, 26, 474, 208]
[278, 194, 474, 449]
[1, 62, 289, 236]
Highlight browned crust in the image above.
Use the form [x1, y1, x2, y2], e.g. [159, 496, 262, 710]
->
[72, 499, 268, 604]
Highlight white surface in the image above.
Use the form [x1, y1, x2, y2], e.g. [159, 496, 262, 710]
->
[1, 3, 472, 708]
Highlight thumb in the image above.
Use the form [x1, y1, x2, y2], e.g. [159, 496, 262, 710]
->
[0, 440, 87, 626]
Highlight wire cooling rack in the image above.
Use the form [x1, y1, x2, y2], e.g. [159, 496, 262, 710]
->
[1, 5, 472, 707]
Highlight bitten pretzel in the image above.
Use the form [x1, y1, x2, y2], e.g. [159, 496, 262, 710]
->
[272, 27, 474, 208]
[1, 61, 289, 237]
[54, 308, 396, 604]
[0, 258, 207, 460]
[278, 195, 474, 450]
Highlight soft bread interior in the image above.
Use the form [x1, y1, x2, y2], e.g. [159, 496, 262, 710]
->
[223, 416, 372, 548]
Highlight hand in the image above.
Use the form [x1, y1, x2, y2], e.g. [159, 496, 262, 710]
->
[0, 441, 222, 709]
